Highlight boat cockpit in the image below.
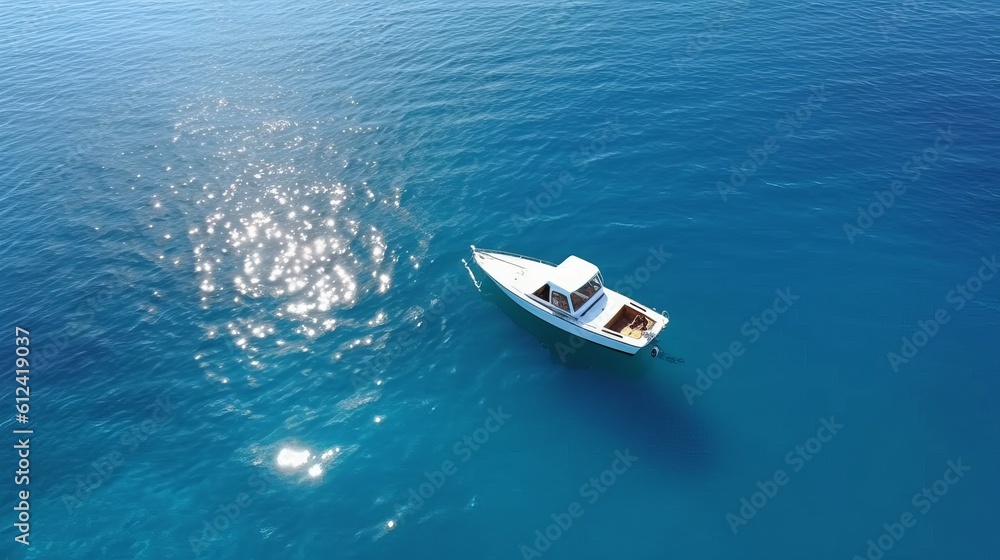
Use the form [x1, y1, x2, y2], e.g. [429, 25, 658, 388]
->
[531, 272, 605, 317]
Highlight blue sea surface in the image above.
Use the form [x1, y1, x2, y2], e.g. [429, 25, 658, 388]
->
[2, 0, 999, 559]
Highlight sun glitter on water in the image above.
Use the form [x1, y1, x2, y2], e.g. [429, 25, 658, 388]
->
[275, 445, 342, 480]
[174, 105, 402, 364]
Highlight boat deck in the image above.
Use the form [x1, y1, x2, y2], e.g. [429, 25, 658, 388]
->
[604, 305, 655, 339]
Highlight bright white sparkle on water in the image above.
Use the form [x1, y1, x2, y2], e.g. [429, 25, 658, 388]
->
[276, 447, 311, 469]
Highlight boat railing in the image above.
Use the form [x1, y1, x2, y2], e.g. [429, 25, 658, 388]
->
[470, 246, 558, 267]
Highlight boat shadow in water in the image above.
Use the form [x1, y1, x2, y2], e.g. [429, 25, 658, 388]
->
[480, 284, 718, 476]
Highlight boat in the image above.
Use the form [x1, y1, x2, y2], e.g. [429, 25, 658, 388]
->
[466, 246, 669, 356]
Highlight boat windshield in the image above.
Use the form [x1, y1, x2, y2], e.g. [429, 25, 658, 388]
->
[551, 291, 571, 312]
[570, 274, 603, 312]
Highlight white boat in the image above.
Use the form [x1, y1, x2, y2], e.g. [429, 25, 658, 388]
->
[467, 246, 669, 356]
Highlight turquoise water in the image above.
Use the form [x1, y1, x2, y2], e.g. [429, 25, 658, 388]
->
[2, 0, 999, 558]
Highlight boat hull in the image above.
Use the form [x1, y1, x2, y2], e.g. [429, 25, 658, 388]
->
[489, 277, 641, 355]
[471, 248, 667, 356]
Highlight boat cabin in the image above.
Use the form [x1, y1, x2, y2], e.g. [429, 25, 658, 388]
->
[530, 256, 605, 317]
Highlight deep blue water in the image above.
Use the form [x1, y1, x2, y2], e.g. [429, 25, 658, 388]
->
[2, 0, 999, 559]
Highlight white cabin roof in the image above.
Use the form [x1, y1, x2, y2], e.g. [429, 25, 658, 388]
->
[548, 256, 600, 293]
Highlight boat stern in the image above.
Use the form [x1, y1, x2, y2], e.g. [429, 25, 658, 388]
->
[647, 309, 669, 339]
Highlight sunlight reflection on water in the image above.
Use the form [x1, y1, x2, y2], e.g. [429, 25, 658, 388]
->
[168, 91, 417, 373]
